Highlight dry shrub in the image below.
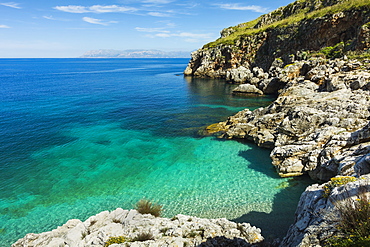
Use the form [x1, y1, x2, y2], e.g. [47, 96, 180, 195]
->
[135, 199, 162, 217]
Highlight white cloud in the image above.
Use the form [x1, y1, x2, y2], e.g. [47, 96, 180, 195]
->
[216, 4, 268, 13]
[54, 5, 88, 13]
[43, 16, 56, 20]
[0, 24, 10, 28]
[135, 27, 170, 33]
[42, 15, 71, 22]
[142, 0, 173, 4]
[147, 11, 171, 17]
[54, 5, 137, 14]
[155, 33, 171, 37]
[0, 2, 21, 9]
[82, 17, 118, 26]
[176, 3, 199, 9]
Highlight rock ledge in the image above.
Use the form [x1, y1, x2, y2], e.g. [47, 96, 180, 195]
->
[12, 209, 263, 247]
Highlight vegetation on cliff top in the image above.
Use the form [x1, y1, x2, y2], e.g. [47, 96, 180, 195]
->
[204, 0, 370, 48]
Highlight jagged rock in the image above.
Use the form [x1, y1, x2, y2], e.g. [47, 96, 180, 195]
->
[232, 84, 263, 95]
[216, 59, 370, 179]
[280, 174, 370, 247]
[226, 66, 253, 83]
[12, 210, 263, 247]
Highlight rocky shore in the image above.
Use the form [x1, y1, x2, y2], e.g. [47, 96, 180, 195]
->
[12, 0, 370, 246]
[12, 209, 263, 247]
[207, 58, 370, 181]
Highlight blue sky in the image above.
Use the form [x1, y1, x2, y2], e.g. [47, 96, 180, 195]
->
[0, 0, 293, 58]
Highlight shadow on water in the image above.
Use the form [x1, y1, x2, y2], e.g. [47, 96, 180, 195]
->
[238, 144, 280, 178]
[233, 144, 313, 240]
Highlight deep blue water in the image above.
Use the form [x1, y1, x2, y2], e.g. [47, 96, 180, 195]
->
[0, 58, 311, 246]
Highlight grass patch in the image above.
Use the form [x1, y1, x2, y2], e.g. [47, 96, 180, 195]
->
[135, 199, 162, 217]
[204, 0, 370, 48]
[347, 50, 370, 61]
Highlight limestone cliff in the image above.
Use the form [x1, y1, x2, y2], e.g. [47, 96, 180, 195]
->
[184, 0, 370, 79]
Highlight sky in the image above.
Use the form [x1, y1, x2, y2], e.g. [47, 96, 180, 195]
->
[0, 0, 294, 58]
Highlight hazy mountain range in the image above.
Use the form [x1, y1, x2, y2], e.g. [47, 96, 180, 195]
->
[80, 49, 191, 58]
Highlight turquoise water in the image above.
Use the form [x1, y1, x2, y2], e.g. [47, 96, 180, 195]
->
[0, 59, 311, 245]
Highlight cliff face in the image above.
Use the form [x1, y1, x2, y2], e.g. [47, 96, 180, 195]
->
[184, 0, 370, 77]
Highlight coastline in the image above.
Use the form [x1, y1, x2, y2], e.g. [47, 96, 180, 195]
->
[12, 55, 370, 246]
[2, 58, 308, 246]
[9, 0, 370, 245]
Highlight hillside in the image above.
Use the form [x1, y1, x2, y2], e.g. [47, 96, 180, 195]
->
[184, 0, 370, 77]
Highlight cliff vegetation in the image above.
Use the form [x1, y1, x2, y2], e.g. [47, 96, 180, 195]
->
[184, 0, 370, 76]
[205, 0, 370, 49]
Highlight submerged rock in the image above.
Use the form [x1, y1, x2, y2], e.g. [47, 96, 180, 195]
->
[12, 209, 263, 247]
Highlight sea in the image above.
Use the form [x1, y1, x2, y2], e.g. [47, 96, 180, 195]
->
[0, 58, 312, 246]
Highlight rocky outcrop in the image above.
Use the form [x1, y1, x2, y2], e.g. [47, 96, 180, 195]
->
[209, 58, 370, 179]
[280, 174, 370, 247]
[12, 209, 263, 247]
[184, 1, 370, 78]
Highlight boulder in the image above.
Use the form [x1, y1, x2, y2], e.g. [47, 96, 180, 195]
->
[232, 84, 263, 95]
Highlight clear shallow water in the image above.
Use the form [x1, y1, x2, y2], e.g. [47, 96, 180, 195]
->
[0, 58, 311, 245]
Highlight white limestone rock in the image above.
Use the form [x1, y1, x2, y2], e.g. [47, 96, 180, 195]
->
[281, 174, 370, 247]
[12, 209, 263, 247]
[232, 84, 264, 95]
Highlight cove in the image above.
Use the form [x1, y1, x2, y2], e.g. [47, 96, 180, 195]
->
[0, 58, 311, 245]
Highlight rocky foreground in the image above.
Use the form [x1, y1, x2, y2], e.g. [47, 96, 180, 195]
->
[12, 210, 263, 247]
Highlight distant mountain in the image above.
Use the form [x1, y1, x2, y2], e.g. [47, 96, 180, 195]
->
[80, 49, 191, 58]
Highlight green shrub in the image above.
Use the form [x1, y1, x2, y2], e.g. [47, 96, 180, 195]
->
[327, 192, 370, 246]
[104, 236, 127, 247]
[135, 199, 162, 217]
[320, 42, 345, 59]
